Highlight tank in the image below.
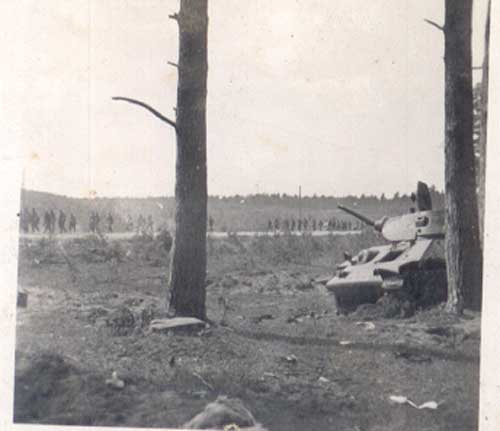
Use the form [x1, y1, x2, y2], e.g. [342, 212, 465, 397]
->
[325, 182, 447, 313]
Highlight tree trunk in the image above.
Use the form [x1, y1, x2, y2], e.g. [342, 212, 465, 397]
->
[444, 0, 482, 313]
[478, 0, 491, 248]
[168, 0, 208, 319]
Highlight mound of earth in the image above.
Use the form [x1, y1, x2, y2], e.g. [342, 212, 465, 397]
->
[14, 353, 138, 426]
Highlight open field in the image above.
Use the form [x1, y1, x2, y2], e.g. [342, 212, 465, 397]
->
[14, 233, 480, 430]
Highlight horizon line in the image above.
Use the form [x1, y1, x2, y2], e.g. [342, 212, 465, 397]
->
[21, 186, 444, 201]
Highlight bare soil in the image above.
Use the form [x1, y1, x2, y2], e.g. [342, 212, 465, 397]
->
[14, 234, 480, 430]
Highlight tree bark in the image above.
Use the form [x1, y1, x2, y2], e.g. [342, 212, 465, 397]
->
[168, 0, 208, 319]
[444, 0, 482, 313]
[478, 0, 491, 248]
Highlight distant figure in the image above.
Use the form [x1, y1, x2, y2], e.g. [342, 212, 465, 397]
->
[298, 219, 302, 231]
[126, 214, 134, 232]
[94, 212, 101, 232]
[89, 212, 95, 233]
[137, 214, 145, 234]
[31, 208, 40, 232]
[146, 215, 154, 234]
[19, 208, 30, 233]
[284, 218, 290, 231]
[58, 210, 67, 233]
[312, 219, 317, 231]
[89, 211, 100, 233]
[409, 192, 417, 213]
[267, 219, 273, 232]
[69, 213, 77, 232]
[106, 212, 114, 233]
[291, 218, 296, 231]
[327, 220, 332, 231]
[274, 218, 280, 232]
[43, 211, 51, 233]
[49, 209, 56, 233]
[318, 220, 323, 231]
[158, 228, 173, 252]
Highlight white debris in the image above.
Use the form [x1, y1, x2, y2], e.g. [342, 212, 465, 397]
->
[183, 395, 259, 429]
[356, 321, 376, 330]
[105, 371, 125, 389]
[149, 317, 206, 333]
[284, 354, 298, 363]
[389, 395, 440, 410]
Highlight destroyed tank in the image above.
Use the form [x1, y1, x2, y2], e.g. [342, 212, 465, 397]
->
[325, 182, 447, 313]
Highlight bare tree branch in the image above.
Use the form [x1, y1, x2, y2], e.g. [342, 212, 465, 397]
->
[472, 66, 483, 70]
[169, 13, 178, 21]
[168, 61, 179, 68]
[112, 97, 177, 129]
[424, 18, 445, 32]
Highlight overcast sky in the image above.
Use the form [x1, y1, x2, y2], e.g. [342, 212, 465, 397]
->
[2, 0, 489, 198]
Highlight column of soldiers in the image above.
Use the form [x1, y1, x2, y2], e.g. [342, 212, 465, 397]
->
[122, 213, 155, 235]
[20, 208, 163, 235]
[89, 211, 117, 234]
[266, 217, 362, 233]
[19, 208, 77, 234]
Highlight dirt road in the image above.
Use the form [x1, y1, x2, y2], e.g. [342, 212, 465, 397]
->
[20, 230, 362, 241]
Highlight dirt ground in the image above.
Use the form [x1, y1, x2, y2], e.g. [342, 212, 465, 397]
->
[14, 233, 480, 430]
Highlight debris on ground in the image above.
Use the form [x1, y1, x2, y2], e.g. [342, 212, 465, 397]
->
[281, 354, 298, 364]
[106, 306, 136, 336]
[183, 395, 259, 429]
[393, 349, 432, 363]
[251, 314, 274, 324]
[149, 317, 206, 334]
[389, 395, 440, 410]
[105, 371, 125, 390]
[352, 293, 416, 319]
[355, 321, 375, 330]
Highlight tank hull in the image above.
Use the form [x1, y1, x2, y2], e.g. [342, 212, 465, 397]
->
[325, 239, 446, 313]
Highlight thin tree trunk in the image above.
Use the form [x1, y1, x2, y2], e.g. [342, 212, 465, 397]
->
[168, 0, 208, 319]
[444, 0, 482, 313]
[478, 0, 491, 247]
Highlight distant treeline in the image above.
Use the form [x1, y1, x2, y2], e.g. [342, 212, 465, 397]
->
[20, 188, 444, 233]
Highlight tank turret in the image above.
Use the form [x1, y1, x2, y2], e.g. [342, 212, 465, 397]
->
[338, 205, 445, 242]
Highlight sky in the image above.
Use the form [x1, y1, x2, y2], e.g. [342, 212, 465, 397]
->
[1, 0, 489, 198]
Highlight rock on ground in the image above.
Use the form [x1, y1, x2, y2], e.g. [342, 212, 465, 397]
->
[183, 395, 260, 429]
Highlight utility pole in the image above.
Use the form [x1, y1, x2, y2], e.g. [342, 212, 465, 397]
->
[298, 185, 302, 221]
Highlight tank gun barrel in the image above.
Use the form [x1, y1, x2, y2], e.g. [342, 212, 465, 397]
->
[337, 205, 375, 227]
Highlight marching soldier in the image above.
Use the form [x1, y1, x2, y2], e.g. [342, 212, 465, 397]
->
[106, 212, 114, 233]
[31, 208, 39, 232]
[146, 215, 154, 234]
[49, 209, 56, 233]
[58, 210, 67, 233]
[43, 211, 52, 233]
[69, 213, 77, 232]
